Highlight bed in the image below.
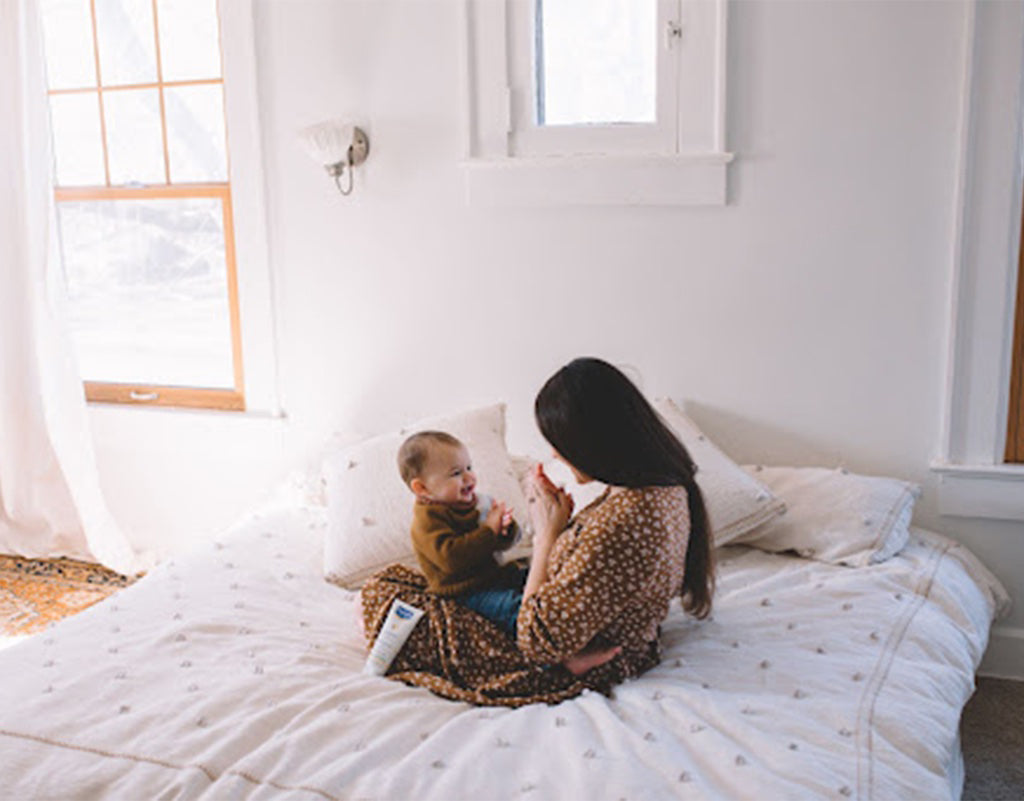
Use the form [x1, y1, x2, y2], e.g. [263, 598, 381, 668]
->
[0, 402, 1009, 801]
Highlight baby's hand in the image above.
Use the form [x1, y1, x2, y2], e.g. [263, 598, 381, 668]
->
[484, 501, 507, 534]
[500, 507, 514, 536]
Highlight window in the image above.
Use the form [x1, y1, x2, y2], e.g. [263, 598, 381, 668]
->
[40, 0, 244, 411]
[511, 0, 670, 156]
[462, 0, 731, 206]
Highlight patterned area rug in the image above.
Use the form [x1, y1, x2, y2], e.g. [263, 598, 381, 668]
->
[0, 554, 134, 638]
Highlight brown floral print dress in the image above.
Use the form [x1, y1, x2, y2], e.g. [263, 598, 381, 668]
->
[359, 485, 692, 707]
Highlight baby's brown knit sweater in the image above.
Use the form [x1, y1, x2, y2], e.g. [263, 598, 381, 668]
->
[410, 500, 520, 596]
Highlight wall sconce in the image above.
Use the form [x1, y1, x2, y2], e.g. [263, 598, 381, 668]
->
[299, 120, 369, 196]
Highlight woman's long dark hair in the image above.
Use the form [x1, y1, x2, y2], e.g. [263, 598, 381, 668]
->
[534, 357, 714, 618]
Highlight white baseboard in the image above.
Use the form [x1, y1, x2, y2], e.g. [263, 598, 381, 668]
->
[978, 625, 1024, 680]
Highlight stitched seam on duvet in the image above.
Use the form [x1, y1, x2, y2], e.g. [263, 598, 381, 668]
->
[225, 770, 341, 800]
[866, 486, 913, 557]
[0, 728, 345, 800]
[0, 728, 217, 782]
[854, 540, 951, 801]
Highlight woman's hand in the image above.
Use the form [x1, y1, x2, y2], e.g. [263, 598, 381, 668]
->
[532, 463, 576, 517]
[527, 464, 573, 544]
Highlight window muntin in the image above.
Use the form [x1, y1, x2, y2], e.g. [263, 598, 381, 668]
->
[41, 0, 243, 410]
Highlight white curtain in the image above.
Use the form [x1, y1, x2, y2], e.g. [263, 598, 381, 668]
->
[0, 0, 143, 576]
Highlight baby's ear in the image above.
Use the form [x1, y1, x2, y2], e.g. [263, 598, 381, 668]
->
[409, 477, 427, 496]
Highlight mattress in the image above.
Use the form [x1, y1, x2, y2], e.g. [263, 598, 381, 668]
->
[0, 498, 1007, 800]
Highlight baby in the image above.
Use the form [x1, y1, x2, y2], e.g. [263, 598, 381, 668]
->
[397, 431, 623, 677]
[398, 431, 526, 635]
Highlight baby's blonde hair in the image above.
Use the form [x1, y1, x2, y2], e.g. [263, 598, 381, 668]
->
[397, 430, 463, 486]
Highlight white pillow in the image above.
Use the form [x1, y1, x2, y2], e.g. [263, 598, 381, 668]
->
[735, 465, 921, 566]
[323, 403, 529, 588]
[653, 398, 786, 546]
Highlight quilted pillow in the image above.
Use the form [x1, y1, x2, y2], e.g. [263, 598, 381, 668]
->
[323, 403, 529, 588]
[735, 465, 921, 566]
[653, 398, 786, 546]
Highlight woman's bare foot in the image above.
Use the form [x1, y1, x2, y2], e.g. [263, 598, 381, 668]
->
[563, 645, 622, 676]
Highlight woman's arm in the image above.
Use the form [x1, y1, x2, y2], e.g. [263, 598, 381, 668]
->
[516, 493, 663, 664]
[522, 465, 573, 601]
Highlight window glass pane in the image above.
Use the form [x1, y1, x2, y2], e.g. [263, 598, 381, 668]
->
[39, 0, 97, 90]
[165, 84, 227, 182]
[104, 88, 165, 185]
[49, 93, 106, 186]
[157, 0, 222, 81]
[537, 0, 657, 126]
[95, 0, 157, 86]
[57, 196, 235, 388]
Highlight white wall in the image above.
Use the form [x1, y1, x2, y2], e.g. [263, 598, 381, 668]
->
[88, 0, 1024, 676]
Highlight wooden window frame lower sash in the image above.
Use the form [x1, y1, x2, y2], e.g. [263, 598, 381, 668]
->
[57, 184, 246, 413]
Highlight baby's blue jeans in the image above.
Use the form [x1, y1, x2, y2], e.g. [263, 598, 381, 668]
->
[458, 567, 527, 636]
[459, 587, 523, 636]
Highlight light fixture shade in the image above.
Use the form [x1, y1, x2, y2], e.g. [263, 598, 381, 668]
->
[299, 120, 356, 166]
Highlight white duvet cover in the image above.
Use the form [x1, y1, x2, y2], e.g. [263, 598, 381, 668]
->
[0, 500, 1007, 801]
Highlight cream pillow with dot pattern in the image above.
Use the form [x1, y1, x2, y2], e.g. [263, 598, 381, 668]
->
[323, 403, 529, 588]
[736, 465, 920, 566]
[653, 398, 786, 546]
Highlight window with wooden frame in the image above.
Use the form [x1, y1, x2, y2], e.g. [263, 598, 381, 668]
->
[40, 0, 244, 411]
[1006, 204, 1024, 462]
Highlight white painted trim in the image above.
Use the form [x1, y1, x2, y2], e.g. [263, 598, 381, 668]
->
[932, 462, 1024, 480]
[87, 402, 286, 425]
[711, 0, 728, 153]
[932, 461, 1024, 521]
[979, 625, 1024, 680]
[937, 0, 976, 461]
[934, 0, 1024, 521]
[464, 153, 732, 207]
[219, 0, 282, 416]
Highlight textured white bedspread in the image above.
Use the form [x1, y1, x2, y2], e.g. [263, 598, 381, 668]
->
[0, 502, 1007, 800]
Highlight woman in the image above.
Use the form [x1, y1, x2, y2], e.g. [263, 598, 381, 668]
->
[360, 358, 714, 707]
[515, 357, 714, 686]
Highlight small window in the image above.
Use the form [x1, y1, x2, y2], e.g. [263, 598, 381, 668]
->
[40, 0, 244, 410]
[511, 0, 675, 157]
[463, 0, 731, 206]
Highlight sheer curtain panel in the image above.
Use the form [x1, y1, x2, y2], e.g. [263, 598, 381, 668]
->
[0, 0, 144, 576]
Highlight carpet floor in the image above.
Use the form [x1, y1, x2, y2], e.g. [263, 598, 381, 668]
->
[0, 553, 132, 640]
[961, 676, 1024, 801]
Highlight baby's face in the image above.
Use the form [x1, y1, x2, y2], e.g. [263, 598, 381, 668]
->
[417, 443, 477, 505]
